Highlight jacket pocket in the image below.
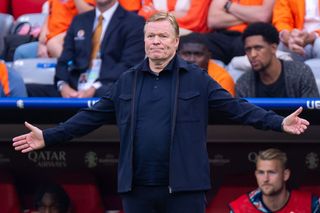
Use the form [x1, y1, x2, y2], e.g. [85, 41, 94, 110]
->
[118, 94, 132, 124]
[177, 91, 201, 122]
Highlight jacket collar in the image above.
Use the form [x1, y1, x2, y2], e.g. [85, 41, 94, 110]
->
[132, 55, 190, 73]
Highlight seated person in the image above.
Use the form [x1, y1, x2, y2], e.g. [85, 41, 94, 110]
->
[273, 0, 320, 62]
[229, 148, 320, 213]
[0, 61, 27, 97]
[205, 0, 275, 65]
[118, 0, 141, 12]
[35, 183, 71, 213]
[27, 0, 145, 98]
[138, 0, 211, 34]
[178, 33, 235, 96]
[236, 22, 319, 98]
[14, 0, 95, 60]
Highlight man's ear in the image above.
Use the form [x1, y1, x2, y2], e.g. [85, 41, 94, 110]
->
[283, 168, 290, 182]
[271, 43, 278, 54]
[175, 37, 180, 49]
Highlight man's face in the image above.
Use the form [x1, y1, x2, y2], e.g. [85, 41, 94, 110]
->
[255, 159, 290, 197]
[244, 35, 277, 72]
[178, 43, 210, 69]
[144, 20, 179, 62]
[38, 193, 65, 213]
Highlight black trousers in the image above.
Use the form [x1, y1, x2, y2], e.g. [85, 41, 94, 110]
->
[121, 186, 206, 213]
[204, 30, 245, 65]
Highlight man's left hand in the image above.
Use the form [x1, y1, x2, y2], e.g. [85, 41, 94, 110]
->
[77, 86, 96, 98]
[282, 107, 309, 135]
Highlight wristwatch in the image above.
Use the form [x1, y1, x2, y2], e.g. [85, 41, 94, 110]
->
[57, 81, 66, 92]
[224, 0, 233, 13]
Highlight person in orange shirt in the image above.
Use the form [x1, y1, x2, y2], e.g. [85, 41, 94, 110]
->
[118, 0, 141, 12]
[178, 33, 235, 96]
[205, 0, 275, 64]
[14, 0, 95, 60]
[273, 0, 320, 61]
[0, 60, 27, 97]
[137, 0, 211, 34]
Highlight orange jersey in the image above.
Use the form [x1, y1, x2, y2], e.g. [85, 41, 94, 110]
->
[207, 60, 235, 96]
[138, 0, 211, 33]
[119, 0, 141, 11]
[46, 0, 95, 41]
[227, 0, 264, 33]
[273, 0, 320, 35]
[0, 62, 10, 96]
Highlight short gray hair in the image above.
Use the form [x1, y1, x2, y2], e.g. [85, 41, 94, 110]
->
[144, 11, 179, 37]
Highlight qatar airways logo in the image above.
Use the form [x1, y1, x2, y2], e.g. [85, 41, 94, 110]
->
[306, 100, 320, 109]
[28, 151, 67, 168]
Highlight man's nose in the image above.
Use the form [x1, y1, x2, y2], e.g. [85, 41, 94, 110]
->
[248, 49, 257, 58]
[152, 36, 161, 44]
[263, 173, 270, 181]
[188, 54, 196, 62]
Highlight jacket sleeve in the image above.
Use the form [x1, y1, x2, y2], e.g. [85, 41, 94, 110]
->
[207, 77, 283, 131]
[43, 95, 116, 146]
[235, 74, 250, 98]
[54, 17, 78, 84]
[300, 64, 320, 98]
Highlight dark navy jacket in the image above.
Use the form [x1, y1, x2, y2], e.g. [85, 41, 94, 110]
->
[44, 56, 284, 193]
[54, 5, 145, 90]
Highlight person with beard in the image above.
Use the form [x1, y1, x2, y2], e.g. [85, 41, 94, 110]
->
[235, 22, 319, 98]
[13, 13, 311, 213]
[26, 0, 145, 98]
[178, 33, 235, 96]
[229, 148, 320, 213]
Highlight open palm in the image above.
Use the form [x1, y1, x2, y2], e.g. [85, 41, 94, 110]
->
[12, 122, 45, 153]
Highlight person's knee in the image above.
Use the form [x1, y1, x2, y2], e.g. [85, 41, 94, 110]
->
[13, 42, 38, 60]
[47, 33, 66, 58]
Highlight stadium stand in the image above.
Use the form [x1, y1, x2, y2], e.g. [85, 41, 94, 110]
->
[13, 58, 57, 85]
[15, 13, 47, 31]
[52, 172, 105, 213]
[305, 58, 320, 94]
[0, 13, 14, 57]
[0, 170, 22, 213]
[11, 0, 47, 19]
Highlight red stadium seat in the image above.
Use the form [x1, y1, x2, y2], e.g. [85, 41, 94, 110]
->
[0, 171, 22, 213]
[206, 185, 255, 213]
[52, 172, 105, 213]
[299, 185, 320, 197]
[11, 0, 47, 19]
[206, 174, 256, 213]
[0, 0, 9, 13]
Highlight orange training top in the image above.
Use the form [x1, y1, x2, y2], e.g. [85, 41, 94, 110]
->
[273, 0, 320, 35]
[119, 0, 142, 11]
[227, 0, 263, 33]
[0, 62, 10, 96]
[138, 0, 211, 33]
[207, 60, 235, 96]
[46, 0, 95, 41]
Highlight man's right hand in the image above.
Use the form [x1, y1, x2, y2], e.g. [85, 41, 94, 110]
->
[287, 29, 305, 56]
[37, 43, 49, 58]
[60, 84, 79, 98]
[12, 122, 45, 153]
